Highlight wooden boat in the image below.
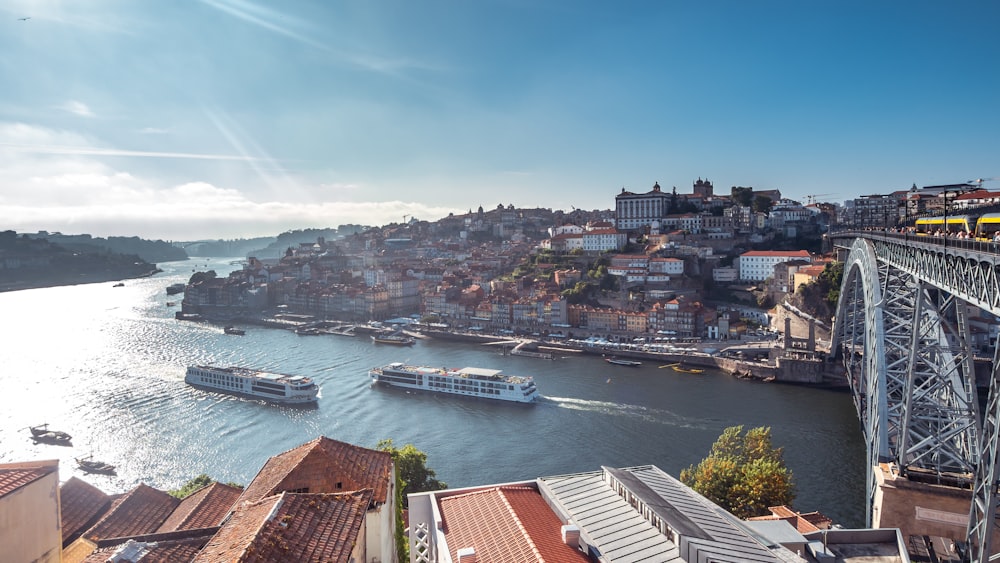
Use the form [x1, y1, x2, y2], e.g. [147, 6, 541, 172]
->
[224, 325, 246, 336]
[604, 357, 641, 367]
[113, 282, 125, 287]
[28, 424, 72, 444]
[76, 455, 116, 475]
[672, 365, 704, 374]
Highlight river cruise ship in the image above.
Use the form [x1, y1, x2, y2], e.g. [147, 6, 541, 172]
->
[369, 362, 538, 403]
[185, 365, 319, 405]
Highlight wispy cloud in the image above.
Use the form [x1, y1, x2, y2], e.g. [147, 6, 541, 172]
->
[59, 100, 94, 117]
[198, 0, 331, 52]
[0, 142, 262, 161]
[138, 127, 171, 135]
[197, 0, 440, 76]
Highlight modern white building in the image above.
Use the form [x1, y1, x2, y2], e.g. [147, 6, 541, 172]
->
[738, 250, 812, 282]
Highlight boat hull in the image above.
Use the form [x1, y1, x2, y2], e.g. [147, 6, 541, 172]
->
[185, 365, 319, 405]
[370, 363, 538, 403]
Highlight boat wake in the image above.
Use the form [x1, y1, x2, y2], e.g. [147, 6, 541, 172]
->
[539, 396, 709, 429]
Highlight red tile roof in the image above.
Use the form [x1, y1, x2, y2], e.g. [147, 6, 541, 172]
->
[235, 436, 393, 509]
[84, 483, 179, 541]
[157, 482, 243, 533]
[60, 476, 113, 546]
[194, 490, 372, 562]
[440, 485, 588, 563]
[0, 460, 57, 498]
[83, 531, 216, 563]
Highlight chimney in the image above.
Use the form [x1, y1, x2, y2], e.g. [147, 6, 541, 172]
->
[457, 547, 476, 563]
[562, 524, 581, 549]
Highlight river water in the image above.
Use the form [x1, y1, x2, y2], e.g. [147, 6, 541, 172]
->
[0, 257, 867, 526]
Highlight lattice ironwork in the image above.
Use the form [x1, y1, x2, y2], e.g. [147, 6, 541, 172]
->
[831, 234, 983, 545]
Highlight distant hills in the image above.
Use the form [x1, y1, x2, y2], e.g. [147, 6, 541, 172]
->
[23, 231, 188, 263]
[0, 230, 161, 292]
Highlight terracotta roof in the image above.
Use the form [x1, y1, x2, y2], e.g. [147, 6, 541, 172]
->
[83, 530, 216, 563]
[157, 482, 243, 533]
[84, 483, 180, 541]
[194, 490, 372, 562]
[0, 463, 56, 499]
[440, 485, 588, 563]
[60, 476, 113, 546]
[235, 436, 393, 509]
[748, 506, 834, 534]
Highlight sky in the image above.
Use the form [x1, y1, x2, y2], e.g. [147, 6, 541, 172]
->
[1, 1, 997, 241]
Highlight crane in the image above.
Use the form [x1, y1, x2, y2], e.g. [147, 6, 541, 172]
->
[969, 177, 1000, 190]
[805, 193, 834, 205]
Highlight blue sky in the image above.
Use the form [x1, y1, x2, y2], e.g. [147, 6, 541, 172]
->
[1, 1, 997, 240]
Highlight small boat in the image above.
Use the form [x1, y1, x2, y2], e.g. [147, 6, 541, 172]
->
[371, 331, 415, 346]
[604, 357, 641, 367]
[113, 282, 125, 287]
[166, 301, 177, 307]
[76, 455, 117, 475]
[28, 424, 72, 445]
[672, 365, 704, 374]
[224, 326, 246, 336]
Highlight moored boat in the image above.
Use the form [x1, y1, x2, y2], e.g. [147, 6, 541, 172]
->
[28, 424, 72, 445]
[604, 357, 642, 367]
[185, 365, 319, 405]
[76, 455, 116, 475]
[371, 331, 415, 346]
[369, 362, 538, 403]
[672, 365, 704, 374]
[224, 325, 246, 335]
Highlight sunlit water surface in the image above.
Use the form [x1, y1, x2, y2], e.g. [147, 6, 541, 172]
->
[0, 258, 866, 526]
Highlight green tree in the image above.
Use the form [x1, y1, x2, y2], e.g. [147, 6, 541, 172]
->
[168, 474, 243, 498]
[376, 439, 447, 503]
[680, 426, 795, 518]
[731, 186, 754, 207]
[752, 195, 774, 215]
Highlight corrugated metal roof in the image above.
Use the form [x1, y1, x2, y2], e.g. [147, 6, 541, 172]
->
[540, 466, 790, 563]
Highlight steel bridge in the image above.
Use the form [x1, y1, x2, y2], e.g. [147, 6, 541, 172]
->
[831, 231, 1000, 562]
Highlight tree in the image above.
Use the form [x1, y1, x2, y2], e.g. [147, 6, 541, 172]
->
[168, 474, 243, 498]
[731, 186, 754, 207]
[680, 426, 795, 518]
[376, 439, 447, 503]
[752, 195, 774, 215]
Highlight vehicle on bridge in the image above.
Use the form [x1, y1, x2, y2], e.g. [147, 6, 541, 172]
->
[914, 213, 1000, 240]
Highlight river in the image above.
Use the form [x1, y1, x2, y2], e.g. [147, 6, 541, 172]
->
[0, 257, 867, 526]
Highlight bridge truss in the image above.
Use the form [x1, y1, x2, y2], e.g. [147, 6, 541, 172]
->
[832, 233, 1000, 562]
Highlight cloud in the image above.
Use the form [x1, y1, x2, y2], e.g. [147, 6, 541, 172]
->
[58, 100, 95, 117]
[0, 122, 462, 240]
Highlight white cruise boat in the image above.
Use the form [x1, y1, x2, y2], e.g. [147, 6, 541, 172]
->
[369, 362, 538, 403]
[185, 365, 319, 405]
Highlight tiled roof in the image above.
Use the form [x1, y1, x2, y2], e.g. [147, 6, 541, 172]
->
[60, 476, 113, 546]
[157, 482, 243, 533]
[236, 436, 393, 508]
[0, 460, 57, 498]
[84, 483, 180, 541]
[440, 485, 589, 563]
[194, 490, 372, 562]
[82, 531, 216, 563]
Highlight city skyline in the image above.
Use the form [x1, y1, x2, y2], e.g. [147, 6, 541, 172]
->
[1, 1, 997, 240]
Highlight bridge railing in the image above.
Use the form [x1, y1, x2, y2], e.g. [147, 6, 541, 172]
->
[830, 229, 1000, 257]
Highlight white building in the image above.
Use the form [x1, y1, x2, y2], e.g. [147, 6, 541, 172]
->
[738, 250, 812, 282]
[582, 228, 627, 253]
[0, 460, 61, 563]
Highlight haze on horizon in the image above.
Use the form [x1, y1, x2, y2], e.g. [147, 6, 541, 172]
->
[1, 1, 997, 241]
